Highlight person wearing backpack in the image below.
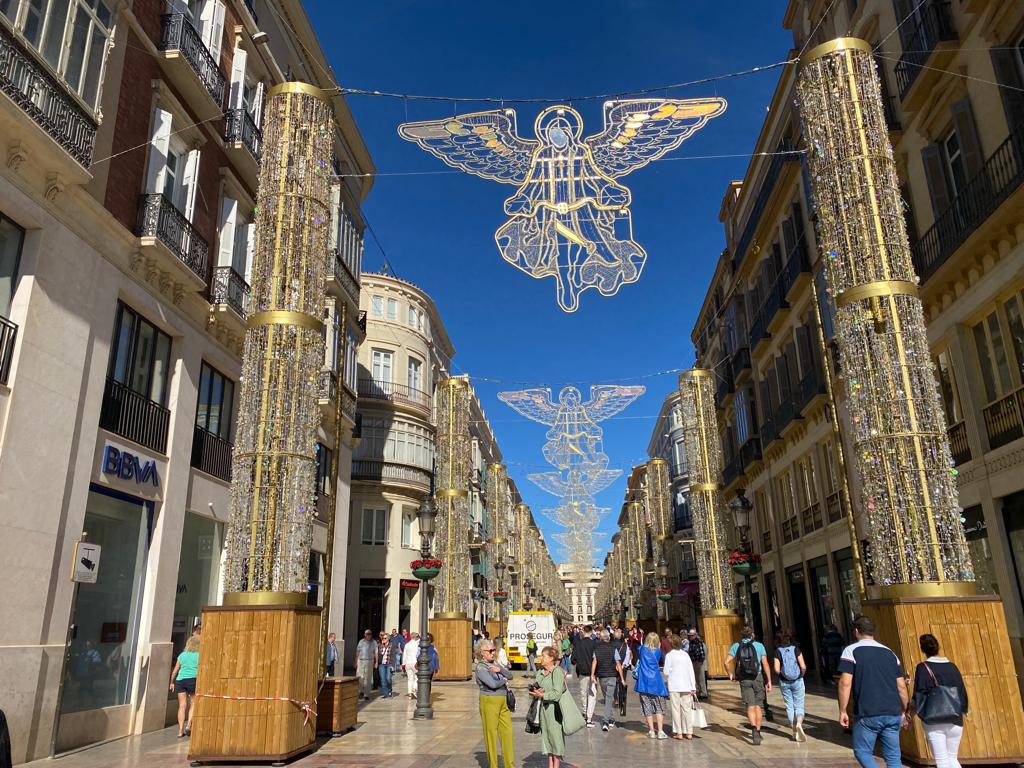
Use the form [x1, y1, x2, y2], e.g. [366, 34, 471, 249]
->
[773, 628, 808, 742]
[725, 626, 773, 745]
[686, 629, 708, 699]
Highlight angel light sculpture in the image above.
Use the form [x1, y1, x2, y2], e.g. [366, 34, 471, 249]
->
[399, 99, 726, 312]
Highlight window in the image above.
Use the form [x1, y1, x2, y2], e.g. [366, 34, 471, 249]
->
[734, 388, 751, 445]
[942, 130, 967, 197]
[1003, 294, 1024, 385]
[0, 213, 25, 318]
[973, 310, 1014, 402]
[933, 349, 964, 425]
[386, 298, 398, 321]
[401, 508, 414, 548]
[145, 108, 200, 219]
[316, 442, 333, 497]
[371, 295, 383, 318]
[354, 417, 434, 469]
[343, 326, 358, 392]
[408, 356, 422, 392]
[361, 507, 388, 545]
[2, 0, 115, 109]
[371, 349, 393, 383]
[218, 195, 253, 277]
[109, 303, 172, 406]
[195, 362, 234, 440]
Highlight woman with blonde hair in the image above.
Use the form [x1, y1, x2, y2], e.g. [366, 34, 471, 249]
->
[169, 634, 200, 737]
[475, 638, 514, 768]
[635, 631, 670, 739]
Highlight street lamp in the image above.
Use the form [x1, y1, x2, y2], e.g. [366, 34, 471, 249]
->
[493, 559, 506, 641]
[414, 496, 437, 721]
[728, 489, 754, 630]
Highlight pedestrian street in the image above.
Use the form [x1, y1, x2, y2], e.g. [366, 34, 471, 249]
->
[25, 677, 908, 768]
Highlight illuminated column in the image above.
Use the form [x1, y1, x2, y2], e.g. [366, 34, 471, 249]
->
[679, 370, 735, 613]
[797, 40, 1024, 762]
[797, 40, 972, 590]
[434, 376, 471, 615]
[224, 83, 332, 599]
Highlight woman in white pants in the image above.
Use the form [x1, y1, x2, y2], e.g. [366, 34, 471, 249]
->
[909, 634, 969, 768]
[402, 632, 421, 698]
[663, 635, 698, 740]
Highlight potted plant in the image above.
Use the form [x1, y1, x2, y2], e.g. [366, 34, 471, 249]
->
[411, 557, 443, 580]
[655, 587, 673, 603]
[729, 549, 762, 575]
[492, 590, 509, 603]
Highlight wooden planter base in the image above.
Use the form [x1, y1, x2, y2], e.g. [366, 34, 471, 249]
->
[188, 602, 322, 763]
[429, 616, 473, 680]
[316, 676, 358, 735]
[699, 612, 742, 679]
[863, 594, 1024, 765]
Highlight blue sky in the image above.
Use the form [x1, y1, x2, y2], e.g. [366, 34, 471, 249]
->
[308, 1, 794, 565]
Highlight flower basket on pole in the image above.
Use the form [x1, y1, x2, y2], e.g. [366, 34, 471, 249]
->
[655, 587, 673, 603]
[728, 549, 762, 576]
[492, 591, 508, 603]
[411, 558, 443, 581]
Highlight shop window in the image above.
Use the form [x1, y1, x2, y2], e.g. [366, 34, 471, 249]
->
[108, 302, 172, 406]
[0, 212, 24, 318]
[195, 362, 234, 440]
[60, 488, 150, 715]
[170, 512, 221, 663]
[361, 507, 388, 545]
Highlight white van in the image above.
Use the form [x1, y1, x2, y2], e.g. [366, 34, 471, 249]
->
[506, 611, 556, 667]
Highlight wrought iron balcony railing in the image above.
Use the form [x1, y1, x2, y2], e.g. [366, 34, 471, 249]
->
[715, 365, 733, 406]
[0, 20, 98, 166]
[760, 412, 779, 448]
[357, 311, 367, 334]
[357, 378, 432, 414]
[210, 266, 249, 316]
[894, 1, 957, 99]
[796, 365, 826, 413]
[781, 516, 800, 544]
[739, 435, 762, 469]
[730, 345, 751, 381]
[983, 386, 1024, 451]
[733, 145, 801, 270]
[723, 450, 743, 486]
[0, 315, 16, 386]
[801, 502, 824, 533]
[341, 386, 357, 424]
[158, 14, 226, 107]
[318, 369, 338, 402]
[329, 247, 359, 303]
[99, 377, 171, 454]
[137, 194, 209, 281]
[190, 424, 232, 481]
[947, 420, 971, 465]
[912, 120, 1024, 283]
[826, 491, 843, 524]
[352, 458, 432, 490]
[224, 108, 261, 160]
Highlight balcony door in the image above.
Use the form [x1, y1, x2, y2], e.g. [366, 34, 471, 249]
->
[371, 349, 393, 397]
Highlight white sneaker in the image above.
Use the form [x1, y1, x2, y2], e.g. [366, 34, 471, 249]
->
[648, 731, 657, 739]
[657, 731, 668, 740]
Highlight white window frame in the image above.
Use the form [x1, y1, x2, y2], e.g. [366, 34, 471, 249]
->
[370, 295, 383, 318]
[401, 508, 414, 549]
[371, 348, 393, 384]
[408, 356, 422, 392]
[361, 507, 388, 546]
[386, 297, 398, 321]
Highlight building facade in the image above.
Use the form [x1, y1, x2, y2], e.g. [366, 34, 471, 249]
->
[558, 564, 601, 624]
[689, 0, 1024, 678]
[0, 0, 373, 760]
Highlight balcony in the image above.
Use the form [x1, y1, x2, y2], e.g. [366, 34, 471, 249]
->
[775, 396, 801, 436]
[733, 145, 801, 270]
[796, 365, 827, 415]
[99, 377, 170, 454]
[739, 435, 762, 470]
[715, 366, 734, 407]
[983, 386, 1024, 451]
[318, 369, 338, 420]
[781, 516, 800, 544]
[781, 241, 811, 304]
[730, 346, 751, 385]
[948, 420, 971, 465]
[358, 378, 432, 417]
[340, 386, 357, 427]
[760, 412, 779, 449]
[748, 307, 770, 353]
[210, 266, 249, 318]
[912, 121, 1024, 284]
[893, 1, 958, 110]
[136, 194, 209, 289]
[357, 311, 367, 335]
[0, 20, 97, 174]
[826, 491, 843, 524]
[326, 247, 360, 309]
[223, 108, 261, 188]
[801, 502, 824, 533]
[762, 273, 792, 336]
[157, 14, 226, 121]
[723, 450, 743, 487]
[0, 315, 16, 386]
[190, 425, 232, 481]
[352, 458, 432, 493]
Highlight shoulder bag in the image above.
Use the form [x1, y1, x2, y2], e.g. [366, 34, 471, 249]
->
[554, 673, 586, 735]
[693, 698, 709, 729]
[506, 685, 516, 713]
[916, 663, 963, 724]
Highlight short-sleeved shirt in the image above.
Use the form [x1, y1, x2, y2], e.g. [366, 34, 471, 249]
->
[837, 638, 904, 717]
[728, 640, 768, 668]
[176, 650, 199, 681]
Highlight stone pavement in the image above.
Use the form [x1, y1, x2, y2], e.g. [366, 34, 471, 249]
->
[29, 676, 909, 768]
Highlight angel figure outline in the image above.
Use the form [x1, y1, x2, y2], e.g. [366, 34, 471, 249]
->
[398, 99, 727, 312]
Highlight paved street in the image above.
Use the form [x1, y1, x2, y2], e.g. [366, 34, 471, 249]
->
[28, 676, 908, 768]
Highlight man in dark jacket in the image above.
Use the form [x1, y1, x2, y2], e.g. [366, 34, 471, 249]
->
[571, 624, 597, 722]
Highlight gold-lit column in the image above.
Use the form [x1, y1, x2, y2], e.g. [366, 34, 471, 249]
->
[678, 370, 735, 613]
[797, 40, 971, 590]
[224, 83, 332, 600]
[434, 376, 471, 615]
[193, 82, 331, 762]
[798, 40, 1024, 763]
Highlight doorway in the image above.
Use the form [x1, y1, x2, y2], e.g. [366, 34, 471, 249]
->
[357, 578, 388, 634]
[786, 565, 815, 672]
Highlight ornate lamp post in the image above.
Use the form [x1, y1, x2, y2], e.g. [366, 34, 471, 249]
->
[493, 558, 507, 641]
[728, 490, 755, 629]
[414, 496, 437, 720]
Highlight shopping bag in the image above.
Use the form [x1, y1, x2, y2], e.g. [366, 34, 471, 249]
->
[557, 686, 587, 735]
[693, 700, 709, 729]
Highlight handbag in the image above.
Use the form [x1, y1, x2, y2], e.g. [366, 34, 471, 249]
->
[506, 686, 516, 713]
[693, 700, 709, 729]
[916, 663, 963, 724]
[556, 682, 586, 735]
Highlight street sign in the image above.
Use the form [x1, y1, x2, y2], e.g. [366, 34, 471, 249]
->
[71, 541, 101, 583]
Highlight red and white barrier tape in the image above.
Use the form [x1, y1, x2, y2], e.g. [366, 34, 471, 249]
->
[193, 693, 317, 726]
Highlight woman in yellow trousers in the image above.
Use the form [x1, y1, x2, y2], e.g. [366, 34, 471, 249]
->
[475, 638, 514, 768]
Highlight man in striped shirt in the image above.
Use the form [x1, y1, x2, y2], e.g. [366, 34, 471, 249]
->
[379, 632, 395, 698]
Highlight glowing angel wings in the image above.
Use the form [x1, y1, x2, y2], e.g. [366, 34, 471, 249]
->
[397, 98, 727, 182]
[496, 385, 646, 426]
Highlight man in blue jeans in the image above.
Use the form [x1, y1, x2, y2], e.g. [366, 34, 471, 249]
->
[837, 615, 909, 768]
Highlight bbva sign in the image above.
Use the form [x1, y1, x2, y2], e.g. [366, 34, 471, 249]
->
[102, 445, 160, 487]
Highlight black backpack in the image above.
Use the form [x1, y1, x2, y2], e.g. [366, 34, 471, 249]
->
[736, 641, 760, 680]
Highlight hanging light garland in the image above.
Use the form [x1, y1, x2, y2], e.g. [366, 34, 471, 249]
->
[223, 83, 332, 598]
[679, 369, 736, 613]
[796, 39, 973, 592]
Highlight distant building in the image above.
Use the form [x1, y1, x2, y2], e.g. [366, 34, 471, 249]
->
[558, 564, 601, 624]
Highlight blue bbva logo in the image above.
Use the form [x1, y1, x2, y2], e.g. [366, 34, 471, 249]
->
[102, 445, 159, 487]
